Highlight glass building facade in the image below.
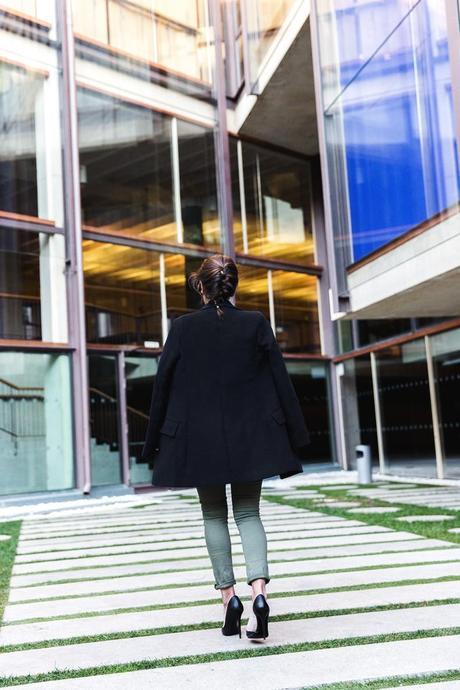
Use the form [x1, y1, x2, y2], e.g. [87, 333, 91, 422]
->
[1, 0, 459, 496]
[314, 0, 460, 480]
[316, 0, 460, 287]
[0, 0, 329, 496]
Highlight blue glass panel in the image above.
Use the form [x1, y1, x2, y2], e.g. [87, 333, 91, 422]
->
[326, 0, 460, 262]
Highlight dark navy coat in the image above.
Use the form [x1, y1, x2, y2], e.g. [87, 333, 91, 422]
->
[141, 298, 310, 487]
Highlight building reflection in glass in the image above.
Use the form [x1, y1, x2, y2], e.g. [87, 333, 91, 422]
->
[0, 61, 45, 218]
[72, 0, 212, 84]
[78, 88, 220, 252]
[316, 0, 460, 262]
[232, 138, 315, 265]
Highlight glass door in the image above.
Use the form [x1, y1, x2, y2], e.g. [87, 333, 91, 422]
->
[88, 354, 122, 486]
[125, 354, 158, 485]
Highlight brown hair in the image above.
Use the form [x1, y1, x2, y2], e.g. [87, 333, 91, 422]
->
[188, 254, 238, 318]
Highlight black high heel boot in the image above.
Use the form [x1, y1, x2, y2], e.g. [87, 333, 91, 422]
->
[221, 595, 244, 637]
[246, 593, 270, 640]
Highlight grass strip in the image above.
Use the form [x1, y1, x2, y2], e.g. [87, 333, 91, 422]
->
[12, 555, 460, 590]
[1, 628, 459, 686]
[263, 484, 460, 545]
[2, 597, 460, 653]
[0, 521, 21, 625]
[306, 669, 460, 689]
[20, 518, 351, 542]
[11, 557, 460, 603]
[13, 544, 453, 578]
[4, 575, 460, 624]
[15, 534, 423, 566]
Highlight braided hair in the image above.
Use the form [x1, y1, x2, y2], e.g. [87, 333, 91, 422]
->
[188, 254, 238, 318]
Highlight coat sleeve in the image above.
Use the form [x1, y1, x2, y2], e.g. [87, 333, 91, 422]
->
[257, 312, 310, 449]
[141, 318, 182, 461]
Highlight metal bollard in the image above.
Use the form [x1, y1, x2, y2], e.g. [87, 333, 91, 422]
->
[356, 444, 372, 484]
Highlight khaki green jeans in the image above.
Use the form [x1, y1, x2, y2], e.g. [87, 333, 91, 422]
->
[196, 480, 270, 590]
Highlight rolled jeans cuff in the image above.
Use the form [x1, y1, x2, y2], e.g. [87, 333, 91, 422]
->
[247, 562, 270, 586]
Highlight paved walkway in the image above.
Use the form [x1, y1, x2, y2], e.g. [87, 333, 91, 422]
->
[1, 477, 460, 688]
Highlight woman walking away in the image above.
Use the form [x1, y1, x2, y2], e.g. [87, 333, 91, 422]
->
[141, 254, 310, 641]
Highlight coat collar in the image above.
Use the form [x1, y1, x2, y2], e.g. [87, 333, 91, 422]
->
[200, 298, 239, 311]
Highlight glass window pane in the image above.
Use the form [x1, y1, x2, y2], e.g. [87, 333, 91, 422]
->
[317, 0, 460, 268]
[431, 328, 460, 479]
[72, 0, 211, 84]
[286, 359, 333, 463]
[272, 271, 320, 353]
[83, 239, 162, 346]
[0, 62, 47, 219]
[340, 355, 379, 468]
[78, 89, 177, 246]
[125, 354, 157, 485]
[238, 142, 314, 264]
[235, 264, 270, 317]
[177, 119, 220, 250]
[165, 253, 202, 322]
[0, 352, 74, 494]
[375, 340, 436, 477]
[246, 0, 295, 81]
[88, 354, 122, 486]
[0, 227, 66, 342]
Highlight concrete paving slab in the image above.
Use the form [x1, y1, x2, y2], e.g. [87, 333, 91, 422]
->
[9, 546, 460, 591]
[12, 530, 425, 566]
[2, 635, 460, 689]
[18, 518, 364, 544]
[2, 579, 458, 647]
[1, 605, 459, 678]
[0, 534, 12, 541]
[20, 513, 334, 539]
[12, 537, 446, 575]
[15, 525, 389, 555]
[5, 560, 459, 621]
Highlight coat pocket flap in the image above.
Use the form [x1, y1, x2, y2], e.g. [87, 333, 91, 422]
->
[159, 418, 180, 437]
[271, 407, 286, 424]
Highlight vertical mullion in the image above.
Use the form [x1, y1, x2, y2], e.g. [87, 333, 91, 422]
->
[445, 0, 460, 165]
[159, 252, 168, 345]
[171, 117, 184, 245]
[237, 139, 249, 254]
[209, 0, 235, 259]
[117, 351, 130, 486]
[267, 269, 276, 335]
[425, 335, 445, 479]
[370, 351, 386, 474]
[56, 0, 92, 493]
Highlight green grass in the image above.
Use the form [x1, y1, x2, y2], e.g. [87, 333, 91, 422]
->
[2, 597, 459, 653]
[306, 670, 460, 689]
[264, 482, 460, 545]
[6, 575, 460, 624]
[0, 521, 21, 625]
[1, 628, 459, 686]
[14, 554, 460, 590]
